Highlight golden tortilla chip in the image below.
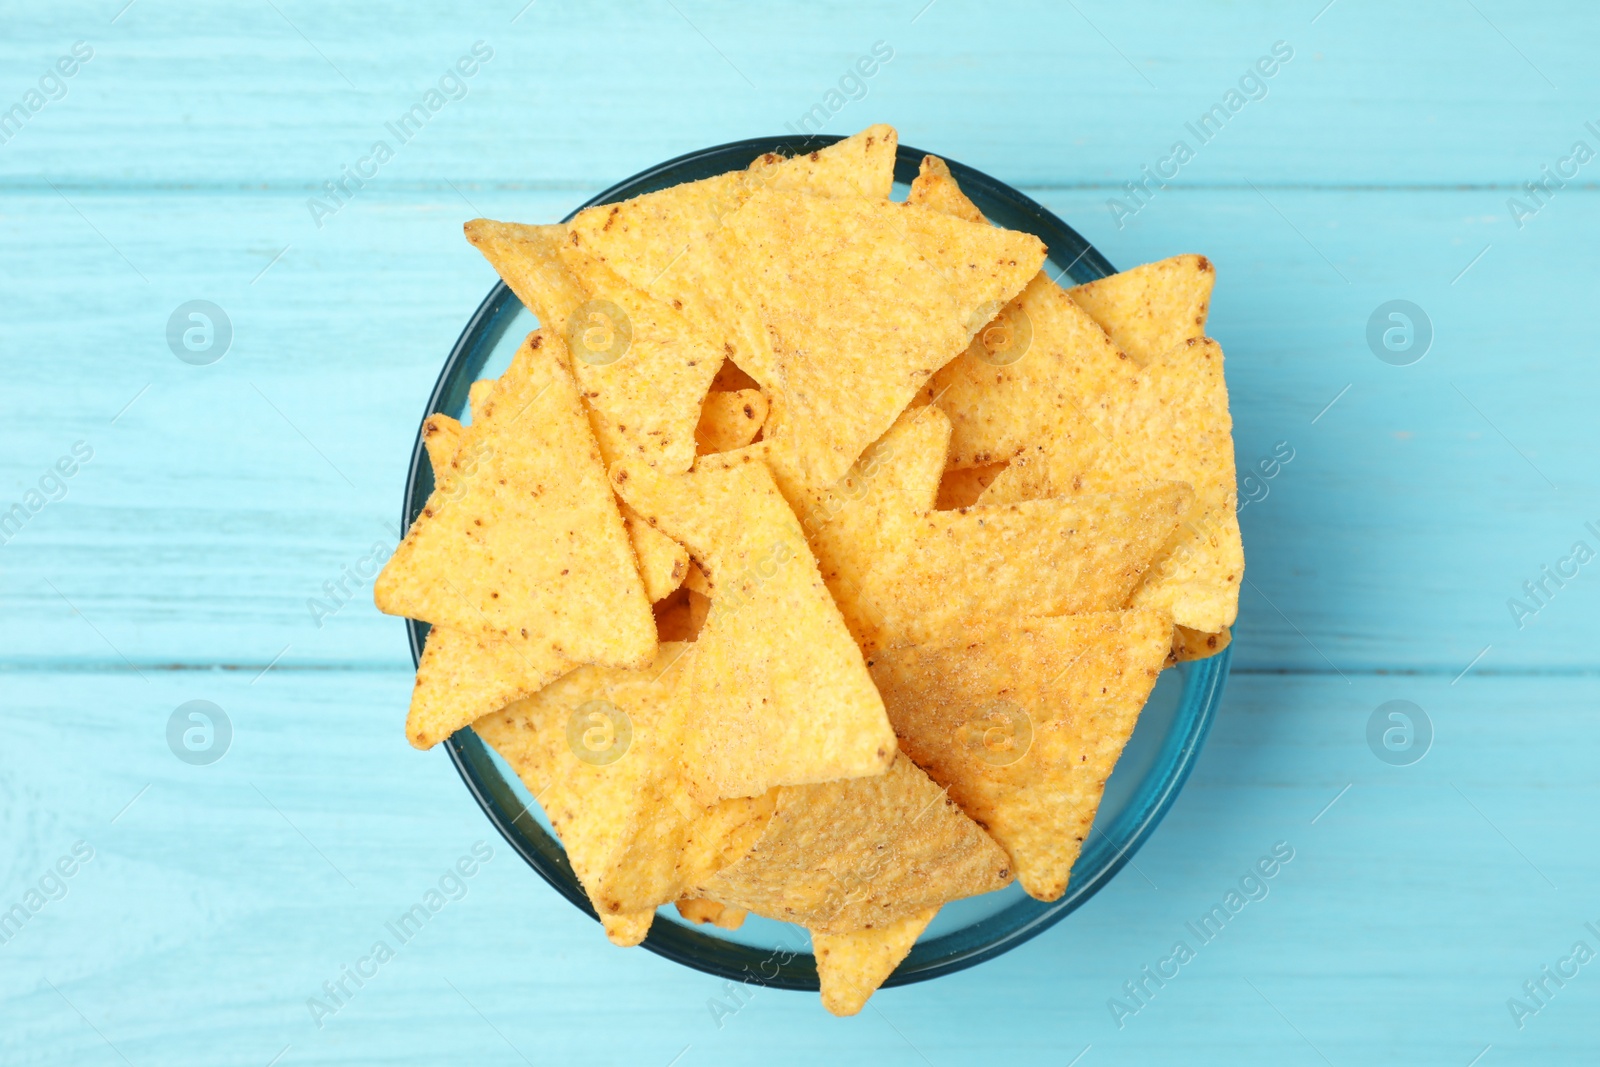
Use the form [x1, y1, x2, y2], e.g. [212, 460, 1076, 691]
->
[375, 331, 657, 669]
[651, 585, 710, 643]
[710, 358, 760, 392]
[908, 160, 1137, 471]
[934, 461, 1006, 510]
[693, 755, 1011, 933]
[928, 271, 1137, 470]
[464, 219, 586, 334]
[421, 413, 463, 473]
[695, 388, 768, 454]
[404, 412, 579, 749]
[566, 126, 899, 393]
[1116, 339, 1242, 630]
[600, 910, 654, 947]
[556, 247, 723, 472]
[610, 455, 896, 802]
[625, 507, 689, 602]
[474, 644, 775, 920]
[675, 897, 747, 930]
[907, 154, 985, 223]
[723, 187, 1046, 487]
[813, 907, 937, 1017]
[868, 610, 1171, 901]
[467, 378, 496, 423]
[1067, 254, 1214, 366]
[1169, 624, 1231, 665]
[747, 123, 898, 200]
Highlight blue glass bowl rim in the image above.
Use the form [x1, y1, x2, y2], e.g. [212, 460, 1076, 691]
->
[400, 133, 1229, 992]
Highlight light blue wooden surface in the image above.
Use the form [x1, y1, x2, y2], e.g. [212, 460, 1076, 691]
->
[2, 1, 1597, 1063]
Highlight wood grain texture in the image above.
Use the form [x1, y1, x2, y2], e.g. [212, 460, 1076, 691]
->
[3, 0, 1598, 1062]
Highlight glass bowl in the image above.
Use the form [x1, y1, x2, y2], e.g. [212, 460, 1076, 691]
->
[401, 135, 1230, 991]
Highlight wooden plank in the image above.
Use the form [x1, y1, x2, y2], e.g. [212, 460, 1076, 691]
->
[0, 668, 1593, 1064]
[3, 185, 1597, 672]
[0, 1, 1595, 187]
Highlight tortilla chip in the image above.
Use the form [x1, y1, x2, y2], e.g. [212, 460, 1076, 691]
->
[907, 154, 985, 224]
[935, 461, 1006, 510]
[927, 271, 1137, 470]
[556, 247, 723, 473]
[974, 447, 1050, 505]
[375, 331, 657, 670]
[464, 219, 586, 334]
[746, 123, 898, 201]
[610, 455, 896, 802]
[693, 755, 1011, 933]
[1067, 254, 1214, 366]
[402, 413, 580, 748]
[600, 910, 655, 947]
[472, 644, 692, 916]
[813, 907, 937, 1017]
[710, 358, 760, 392]
[421, 413, 463, 473]
[625, 507, 689, 602]
[683, 560, 713, 597]
[1169, 624, 1231, 665]
[907, 162, 1138, 472]
[467, 378, 496, 423]
[723, 187, 1046, 486]
[868, 610, 1171, 901]
[652, 585, 710, 643]
[695, 388, 768, 455]
[675, 897, 748, 930]
[1093, 338, 1242, 631]
[565, 126, 898, 394]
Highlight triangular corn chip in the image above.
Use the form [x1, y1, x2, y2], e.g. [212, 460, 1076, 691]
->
[693, 755, 1011, 933]
[675, 897, 747, 930]
[375, 331, 656, 669]
[1170, 624, 1231, 665]
[556, 247, 723, 473]
[908, 158, 1137, 471]
[464, 219, 586, 334]
[407, 627, 574, 750]
[746, 122, 898, 200]
[469, 373, 690, 604]
[600, 910, 655, 947]
[565, 126, 899, 391]
[420, 413, 463, 473]
[906, 154, 985, 224]
[405, 410, 578, 749]
[927, 271, 1137, 470]
[723, 187, 1046, 486]
[813, 907, 937, 1017]
[610, 455, 896, 802]
[1114, 339, 1243, 630]
[473, 643, 778, 918]
[467, 378, 495, 423]
[934, 461, 1005, 510]
[867, 610, 1171, 901]
[1067, 254, 1214, 366]
[695, 388, 768, 454]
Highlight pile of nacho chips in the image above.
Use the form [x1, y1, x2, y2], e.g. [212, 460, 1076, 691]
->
[375, 124, 1242, 1015]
